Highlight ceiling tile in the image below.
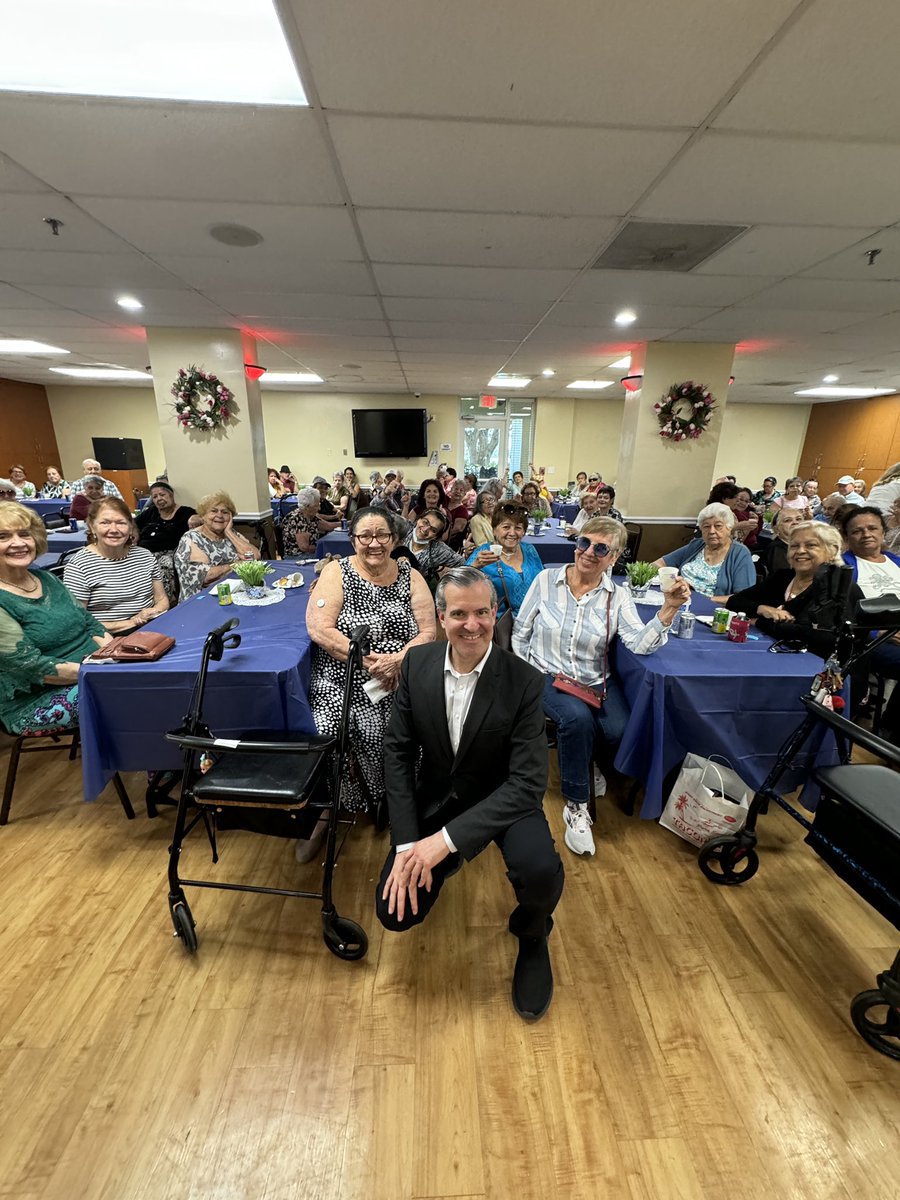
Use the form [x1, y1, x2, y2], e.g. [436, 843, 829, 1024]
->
[156, 256, 373, 294]
[544, 303, 718, 328]
[737, 277, 900, 313]
[638, 133, 900, 227]
[0, 193, 133, 253]
[0, 96, 343, 204]
[714, 0, 900, 141]
[0, 249, 181, 288]
[390, 321, 533, 340]
[298, 0, 797, 126]
[358, 210, 618, 269]
[564, 268, 774, 307]
[799, 229, 900, 281]
[20, 284, 229, 320]
[76, 198, 361, 261]
[383, 297, 548, 323]
[693, 224, 878, 277]
[683, 307, 874, 336]
[208, 292, 383, 319]
[330, 116, 687, 215]
[373, 263, 576, 301]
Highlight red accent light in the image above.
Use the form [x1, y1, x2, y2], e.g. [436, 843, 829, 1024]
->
[244, 363, 266, 380]
[480, 393, 497, 408]
[729, 375, 735, 386]
[622, 375, 643, 392]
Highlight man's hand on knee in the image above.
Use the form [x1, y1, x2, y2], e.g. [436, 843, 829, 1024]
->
[399, 832, 450, 890]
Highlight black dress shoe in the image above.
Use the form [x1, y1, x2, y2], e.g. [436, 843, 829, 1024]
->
[512, 936, 553, 1021]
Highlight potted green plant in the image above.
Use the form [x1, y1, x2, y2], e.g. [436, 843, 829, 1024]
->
[625, 560, 658, 598]
[234, 559, 274, 599]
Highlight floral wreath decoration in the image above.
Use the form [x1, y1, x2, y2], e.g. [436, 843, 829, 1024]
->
[171, 365, 234, 431]
[654, 381, 716, 442]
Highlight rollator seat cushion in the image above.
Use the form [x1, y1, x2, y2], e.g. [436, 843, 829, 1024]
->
[807, 764, 900, 930]
[193, 747, 329, 806]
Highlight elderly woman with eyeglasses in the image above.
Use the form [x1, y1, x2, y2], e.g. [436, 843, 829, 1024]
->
[395, 508, 465, 591]
[467, 502, 543, 617]
[307, 507, 435, 814]
[514, 517, 690, 859]
[654, 502, 755, 603]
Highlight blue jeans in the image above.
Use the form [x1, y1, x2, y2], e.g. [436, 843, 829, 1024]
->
[541, 674, 630, 804]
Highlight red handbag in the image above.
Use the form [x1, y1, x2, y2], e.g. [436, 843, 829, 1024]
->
[552, 674, 604, 708]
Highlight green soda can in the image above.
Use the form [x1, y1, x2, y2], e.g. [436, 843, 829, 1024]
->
[217, 582, 233, 605]
[711, 607, 730, 634]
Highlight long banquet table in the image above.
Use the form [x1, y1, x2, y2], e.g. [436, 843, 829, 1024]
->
[78, 561, 318, 800]
[21, 498, 70, 519]
[613, 593, 839, 819]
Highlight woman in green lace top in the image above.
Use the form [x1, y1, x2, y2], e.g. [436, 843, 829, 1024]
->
[0, 502, 110, 734]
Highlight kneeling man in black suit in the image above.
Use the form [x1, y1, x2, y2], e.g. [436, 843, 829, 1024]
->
[376, 566, 564, 1020]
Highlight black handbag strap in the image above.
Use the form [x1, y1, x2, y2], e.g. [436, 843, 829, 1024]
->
[496, 563, 513, 611]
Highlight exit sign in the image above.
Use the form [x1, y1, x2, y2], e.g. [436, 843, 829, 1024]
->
[479, 393, 497, 408]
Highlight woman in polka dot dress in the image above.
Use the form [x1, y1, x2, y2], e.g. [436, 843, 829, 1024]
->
[307, 508, 436, 811]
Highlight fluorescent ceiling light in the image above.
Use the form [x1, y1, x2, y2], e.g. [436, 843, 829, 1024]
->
[567, 379, 615, 390]
[262, 372, 324, 384]
[794, 386, 895, 399]
[607, 355, 631, 370]
[541, 368, 556, 377]
[614, 310, 637, 327]
[822, 374, 839, 383]
[0, 1, 307, 106]
[49, 367, 149, 380]
[488, 375, 531, 388]
[0, 339, 69, 354]
[116, 295, 143, 311]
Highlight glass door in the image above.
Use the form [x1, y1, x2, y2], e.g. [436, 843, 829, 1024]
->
[459, 396, 535, 486]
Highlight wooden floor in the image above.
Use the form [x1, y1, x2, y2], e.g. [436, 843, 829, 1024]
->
[0, 746, 897, 1200]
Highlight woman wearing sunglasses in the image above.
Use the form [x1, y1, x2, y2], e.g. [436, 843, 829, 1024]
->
[513, 518, 690, 858]
[466, 502, 543, 617]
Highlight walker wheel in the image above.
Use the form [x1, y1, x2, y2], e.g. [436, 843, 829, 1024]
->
[850, 989, 900, 1061]
[322, 915, 368, 961]
[698, 836, 759, 885]
[171, 900, 198, 953]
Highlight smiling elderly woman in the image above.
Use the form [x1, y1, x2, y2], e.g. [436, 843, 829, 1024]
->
[513, 517, 690, 859]
[174, 491, 260, 600]
[282, 486, 327, 556]
[0, 501, 111, 736]
[654, 502, 755, 602]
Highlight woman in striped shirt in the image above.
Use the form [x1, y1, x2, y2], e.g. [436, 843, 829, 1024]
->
[63, 497, 168, 632]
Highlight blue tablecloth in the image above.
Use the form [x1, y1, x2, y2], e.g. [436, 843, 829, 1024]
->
[551, 501, 580, 523]
[613, 595, 838, 818]
[316, 525, 577, 564]
[78, 562, 318, 800]
[46, 529, 87, 553]
[21, 498, 69, 518]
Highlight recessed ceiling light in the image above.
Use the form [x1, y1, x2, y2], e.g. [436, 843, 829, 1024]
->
[794, 386, 894, 399]
[566, 379, 615, 390]
[608, 355, 632, 370]
[261, 372, 324, 384]
[0, 0, 308, 106]
[614, 310, 637, 327]
[0, 339, 70, 354]
[822, 374, 839, 383]
[488, 375, 531, 388]
[541, 368, 556, 377]
[116, 295, 143, 311]
[49, 366, 150, 380]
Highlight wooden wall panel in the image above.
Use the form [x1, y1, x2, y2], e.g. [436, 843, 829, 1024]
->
[0, 376, 62, 485]
[797, 392, 900, 494]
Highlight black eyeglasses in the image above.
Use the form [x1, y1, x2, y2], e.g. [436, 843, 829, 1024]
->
[352, 530, 393, 545]
[575, 537, 613, 558]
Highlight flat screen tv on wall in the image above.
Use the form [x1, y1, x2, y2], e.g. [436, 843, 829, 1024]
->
[351, 408, 428, 458]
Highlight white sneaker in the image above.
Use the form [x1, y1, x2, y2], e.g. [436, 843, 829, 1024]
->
[592, 766, 607, 797]
[563, 804, 596, 856]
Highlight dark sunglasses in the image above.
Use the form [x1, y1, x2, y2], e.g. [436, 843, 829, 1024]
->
[575, 536, 612, 558]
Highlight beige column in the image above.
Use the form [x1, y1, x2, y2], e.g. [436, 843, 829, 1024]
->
[615, 341, 735, 519]
[145, 327, 270, 517]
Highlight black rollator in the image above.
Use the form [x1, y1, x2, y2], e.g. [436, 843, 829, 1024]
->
[165, 617, 370, 960]
[696, 572, 900, 1060]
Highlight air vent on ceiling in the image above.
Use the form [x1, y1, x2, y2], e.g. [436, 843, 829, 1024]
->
[760, 381, 802, 387]
[592, 221, 748, 272]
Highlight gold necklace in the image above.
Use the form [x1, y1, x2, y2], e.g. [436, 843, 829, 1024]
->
[0, 574, 38, 594]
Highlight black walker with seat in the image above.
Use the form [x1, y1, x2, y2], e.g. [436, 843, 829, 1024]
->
[164, 616, 369, 961]
[696, 582, 900, 1060]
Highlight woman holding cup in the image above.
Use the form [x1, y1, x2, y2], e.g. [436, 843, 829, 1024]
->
[466, 502, 543, 617]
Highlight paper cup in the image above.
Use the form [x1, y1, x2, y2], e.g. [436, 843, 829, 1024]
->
[490, 543, 502, 555]
[657, 567, 678, 592]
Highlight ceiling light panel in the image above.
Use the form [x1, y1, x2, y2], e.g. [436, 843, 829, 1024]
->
[261, 372, 325, 384]
[488, 375, 531, 388]
[566, 380, 615, 390]
[0, 339, 69, 354]
[49, 366, 149, 380]
[794, 386, 895, 398]
[0, 1, 307, 106]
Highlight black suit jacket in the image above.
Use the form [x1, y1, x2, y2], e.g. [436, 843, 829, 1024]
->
[383, 641, 548, 859]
